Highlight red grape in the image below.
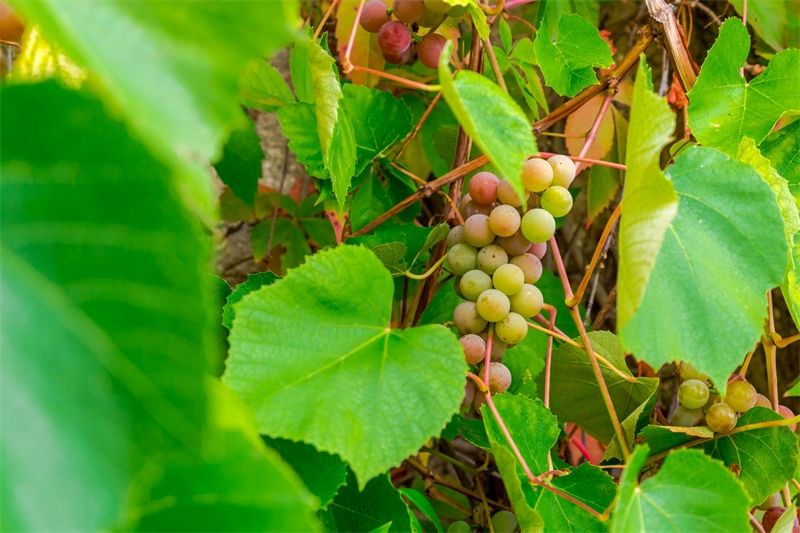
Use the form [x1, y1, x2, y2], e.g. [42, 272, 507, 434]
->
[360, 0, 390, 33]
[378, 20, 412, 57]
[468, 172, 500, 205]
[382, 45, 414, 65]
[487, 362, 512, 393]
[418, 32, 447, 68]
[509, 253, 542, 284]
[393, 0, 424, 23]
[460, 334, 486, 364]
[529, 241, 547, 259]
[763, 507, 786, 533]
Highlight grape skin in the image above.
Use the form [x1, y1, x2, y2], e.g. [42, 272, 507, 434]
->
[521, 208, 556, 243]
[417, 32, 447, 68]
[359, 0, 390, 32]
[706, 402, 737, 434]
[677, 379, 709, 410]
[497, 230, 531, 256]
[393, 0, 424, 23]
[755, 393, 772, 409]
[492, 263, 524, 295]
[463, 214, 496, 247]
[460, 333, 486, 364]
[377, 21, 412, 56]
[447, 520, 472, 533]
[453, 301, 488, 334]
[548, 154, 576, 188]
[446, 225, 464, 248]
[461, 382, 476, 409]
[510, 253, 543, 284]
[446, 243, 477, 275]
[476, 244, 508, 275]
[778, 405, 797, 431]
[488, 204, 521, 237]
[476, 289, 510, 322]
[540, 185, 573, 218]
[725, 380, 757, 413]
[495, 312, 527, 344]
[459, 269, 492, 301]
[487, 362, 512, 393]
[509, 283, 543, 318]
[460, 198, 494, 218]
[678, 361, 709, 381]
[468, 171, 499, 205]
[496, 179, 522, 207]
[671, 405, 704, 427]
[521, 157, 553, 192]
[529, 241, 547, 259]
[490, 510, 519, 533]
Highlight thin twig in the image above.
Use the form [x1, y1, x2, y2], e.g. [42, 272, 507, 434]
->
[314, 0, 341, 39]
[483, 38, 507, 92]
[568, 204, 621, 306]
[574, 89, 615, 174]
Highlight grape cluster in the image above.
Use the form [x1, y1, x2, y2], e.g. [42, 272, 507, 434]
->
[359, 0, 456, 67]
[761, 505, 800, 533]
[448, 155, 577, 398]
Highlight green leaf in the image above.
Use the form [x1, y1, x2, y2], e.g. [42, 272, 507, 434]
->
[214, 121, 263, 206]
[9, 25, 85, 86]
[438, 43, 536, 200]
[320, 471, 412, 532]
[762, 119, 800, 196]
[504, 329, 547, 400]
[223, 245, 467, 486]
[534, 463, 616, 532]
[499, 18, 512, 51]
[611, 446, 751, 533]
[787, 379, 800, 397]
[729, 0, 800, 51]
[619, 145, 788, 389]
[687, 19, 800, 155]
[533, 13, 613, 97]
[420, 277, 463, 326]
[240, 58, 296, 112]
[222, 272, 280, 329]
[466, 1, 490, 40]
[399, 488, 445, 533]
[442, 415, 490, 449]
[637, 425, 714, 456]
[279, 102, 330, 178]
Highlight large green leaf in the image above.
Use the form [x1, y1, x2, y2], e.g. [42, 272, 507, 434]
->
[438, 44, 536, 200]
[222, 272, 280, 330]
[319, 471, 413, 532]
[534, 463, 616, 532]
[223, 245, 467, 486]
[688, 19, 800, 156]
[619, 145, 787, 389]
[611, 446, 751, 532]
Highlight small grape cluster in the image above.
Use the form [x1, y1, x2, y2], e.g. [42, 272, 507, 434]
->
[358, 0, 455, 67]
[447, 155, 577, 397]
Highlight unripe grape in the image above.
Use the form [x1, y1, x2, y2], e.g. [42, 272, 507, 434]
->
[476, 244, 508, 275]
[679, 361, 709, 382]
[487, 362, 512, 393]
[540, 185, 573, 218]
[755, 393, 772, 409]
[460, 334, 486, 364]
[418, 4, 446, 27]
[492, 263, 524, 295]
[521, 208, 556, 243]
[461, 382, 476, 409]
[496, 179, 523, 207]
[418, 32, 447, 69]
[446, 225, 465, 248]
[446, 243, 477, 275]
[424, 0, 452, 13]
[447, 520, 472, 533]
[706, 402, 737, 434]
[378, 21, 412, 57]
[497, 230, 531, 256]
[548, 154, 576, 188]
[393, 0, 424, 23]
[489, 204, 521, 237]
[459, 269, 492, 301]
[491, 510, 518, 533]
[509, 283, 543, 318]
[476, 289, 510, 322]
[510, 253, 543, 284]
[495, 312, 528, 345]
[463, 214, 495, 247]
[670, 405, 704, 427]
[529, 241, 547, 259]
[468, 171, 499, 205]
[453, 301, 488, 334]
[360, 0, 390, 32]
[763, 507, 787, 533]
[521, 157, 553, 192]
[725, 380, 757, 413]
[678, 379, 709, 410]
[778, 405, 797, 431]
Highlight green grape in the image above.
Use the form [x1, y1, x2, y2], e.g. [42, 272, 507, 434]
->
[548, 154, 576, 188]
[476, 289, 510, 322]
[476, 244, 508, 275]
[677, 379, 709, 410]
[453, 301, 488, 334]
[418, 4, 446, 27]
[497, 230, 531, 256]
[460, 333, 486, 365]
[521, 157, 553, 192]
[755, 393, 772, 409]
[492, 263, 524, 295]
[725, 380, 757, 413]
[671, 405, 704, 427]
[459, 269, 492, 301]
[446, 243, 477, 275]
[490, 510, 519, 533]
[509, 283, 543, 318]
[447, 520, 472, 533]
[678, 361, 709, 381]
[496, 179, 522, 207]
[495, 312, 527, 345]
[463, 214, 495, 247]
[520, 208, 556, 243]
[488, 204, 521, 237]
[540, 185, 573, 218]
[446, 225, 464, 248]
[487, 362, 512, 393]
[510, 253, 542, 284]
[706, 402, 737, 434]
[424, 0, 452, 14]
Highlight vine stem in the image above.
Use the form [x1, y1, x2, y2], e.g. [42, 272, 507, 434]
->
[573, 89, 615, 175]
[750, 513, 766, 533]
[542, 304, 556, 407]
[567, 203, 621, 307]
[402, 254, 447, 280]
[313, 0, 340, 39]
[483, 38, 507, 92]
[396, 92, 443, 158]
[765, 291, 780, 410]
[645, 0, 697, 90]
[772, 331, 800, 348]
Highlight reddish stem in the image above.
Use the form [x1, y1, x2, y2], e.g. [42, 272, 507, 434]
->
[574, 91, 615, 174]
[542, 304, 557, 407]
[570, 435, 593, 463]
[343, 0, 367, 70]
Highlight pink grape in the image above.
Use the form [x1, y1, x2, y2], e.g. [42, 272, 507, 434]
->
[476, 244, 508, 275]
[417, 32, 447, 69]
[453, 301, 488, 334]
[460, 333, 487, 364]
[468, 172, 499, 205]
[487, 362, 512, 393]
[462, 381, 476, 408]
[521, 157, 553, 192]
[509, 253, 542, 284]
[529, 241, 547, 259]
[488, 204, 521, 237]
[755, 393, 772, 409]
[378, 21, 412, 57]
[359, 0, 390, 32]
[496, 179, 522, 207]
[497, 230, 531, 256]
[463, 214, 495, 247]
[460, 198, 494, 218]
[393, 0, 424, 23]
[494, 312, 527, 345]
[778, 405, 797, 431]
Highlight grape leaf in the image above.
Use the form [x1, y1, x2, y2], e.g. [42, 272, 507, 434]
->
[611, 446, 751, 532]
[729, 0, 800, 51]
[223, 245, 467, 486]
[762, 119, 800, 196]
[279, 102, 330, 178]
[637, 425, 712, 456]
[222, 272, 280, 329]
[534, 463, 616, 532]
[399, 488, 445, 533]
[687, 19, 800, 156]
[214, 121, 263, 206]
[320, 471, 413, 532]
[504, 329, 547, 399]
[787, 380, 800, 397]
[240, 58, 295, 112]
[335, 0, 385, 87]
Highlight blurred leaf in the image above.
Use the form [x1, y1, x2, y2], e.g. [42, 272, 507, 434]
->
[9, 25, 85, 86]
[729, 0, 800, 51]
[504, 329, 547, 399]
[762, 119, 800, 196]
[420, 277, 462, 326]
[564, 94, 615, 163]
[214, 121, 263, 206]
[240, 58, 295, 111]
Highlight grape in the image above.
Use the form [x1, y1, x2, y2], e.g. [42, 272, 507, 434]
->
[461, 382, 476, 409]
[378, 21, 412, 56]
[671, 405, 704, 427]
[510, 253, 543, 284]
[489, 204, 521, 237]
[763, 507, 787, 533]
[492, 263, 524, 295]
[473, 390, 487, 409]
[446, 243, 477, 275]
[476, 244, 508, 275]
[521, 157, 553, 192]
[509, 283, 543, 318]
[757, 492, 783, 511]
[460, 333, 486, 364]
[520, 208, 556, 243]
[463, 214, 495, 247]
[460, 198, 493, 218]
[459, 269, 492, 301]
[540, 185, 573, 218]
[487, 362, 512, 393]
[678, 361, 709, 381]
[468, 171, 500, 205]
[418, 4, 446, 27]
[495, 312, 528, 345]
[677, 379, 709, 410]
[447, 520, 472, 533]
[453, 301, 488, 334]
[778, 405, 797, 431]
[424, 0, 452, 13]
[359, 0, 390, 32]
[548, 154, 576, 188]
[529, 241, 547, 259]
[725, 380, 757, 413]
[706, 402, 737, 434]
[490, 511, 518, 533]
[393, 0, 424, 23]
[417, 32, 447, 68]
[755, 393, 772, 409]
[476, 289, 511, 322]
[497, 179, 523, 207]
[446, 225, 465, 248]
[382, 44, 414, 65]
[497, 230, 531, 256]
[490, 338, 507, 359]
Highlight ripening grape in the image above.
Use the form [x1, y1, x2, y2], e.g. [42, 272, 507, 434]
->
[671, 405, 704, 427]
[459, 269, 492, 301]
[540, 185, 573, 218]
[725, 380, 757, 413]
[762, 507, 787, 533]
[509, 283, 543, 318]
[491, 511, 519, 533]
[529, 241, 547, 259]
[497, 230, 531, 256]
[476, 289, 510, 322]
[468, 171, 499, 205]
[463, 214, 495, 247]
[548, 154, 576, 188]
[495, 312, 527, 345]
[446, 225, 464, 248]
[521, 208, 556, 243]
[476, 244, 508, 275]
[488, 362, 512, 393]
[755, 393, 772, 409]
[510, 253, 542, 284]
[460, 198, 493, 218]
[678, 361, 709, 382]
[461, 382, 476, 409]
[490, 338, 507, 359]
[460, 333, 487, 365]
[378, 21, 412, 57]
[521, 157, 553, 192]
[446, 243, 477, 275]
[496, 179, 523, 207]
[418, 3, 445, 27]
[382, 45, 414, 65]
[757, 493, 783, 511]
[473, 391, 486, 409]
[492, 263, 524, 295]
[447, 520, 472, 533]
[778, 405, 797, 431]
[359, 0, 390, 32]
[453, 301, 488, 334]
[393, 0, 424, 23]
[489, 204, 521, 237]
[678, 379, 709, 410]
[424, 0, 452, 13]
[417, 32, 447, 68]
[706, 402, 737, 434]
